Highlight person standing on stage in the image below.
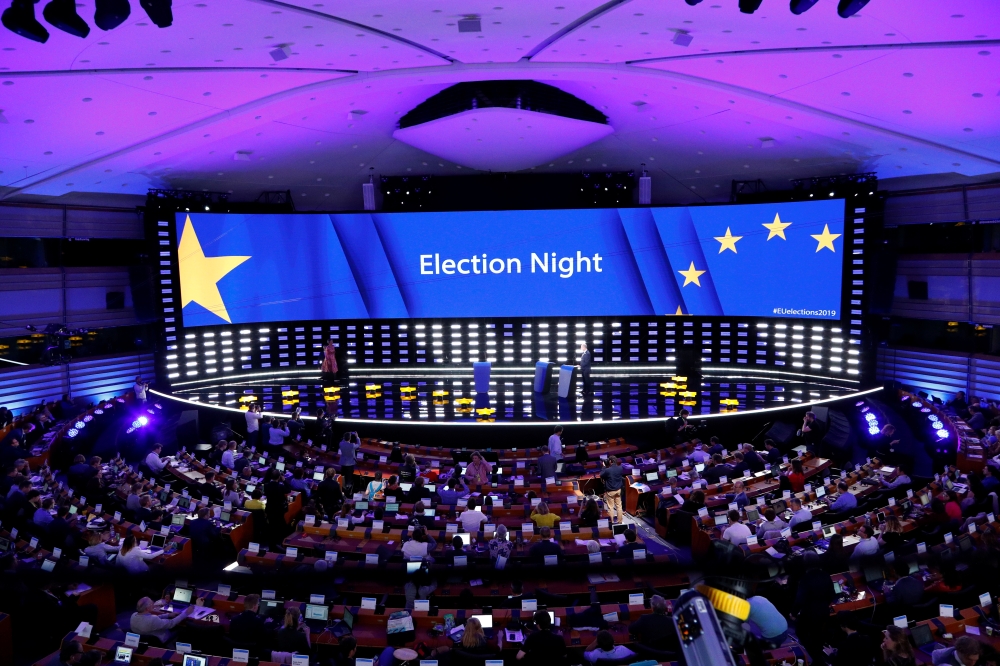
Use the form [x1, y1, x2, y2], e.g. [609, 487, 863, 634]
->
[577, 343, 593, 393]
[321, 339, 338, 383]
[548, 426, 564, 459]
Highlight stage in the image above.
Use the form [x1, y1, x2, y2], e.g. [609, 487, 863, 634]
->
[152, 365, 878, 428]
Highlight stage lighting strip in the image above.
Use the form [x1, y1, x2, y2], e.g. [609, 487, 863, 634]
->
[168, 317, 859, 384]
[149, 385, 883, 426]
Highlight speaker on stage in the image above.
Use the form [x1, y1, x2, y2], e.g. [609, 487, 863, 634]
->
[534, 362, 555, 394]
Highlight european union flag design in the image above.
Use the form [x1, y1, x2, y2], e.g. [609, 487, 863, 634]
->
[177, 199, 845, 327]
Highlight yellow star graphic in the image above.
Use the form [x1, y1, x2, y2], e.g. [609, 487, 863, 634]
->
[673, 305, 684, 315]
[178, 215, 250, 323]
[713, 227, 742, 254]
[678, 261, 706, 287]
[762, 213, 792, 240]
[810, 224, 842, 252]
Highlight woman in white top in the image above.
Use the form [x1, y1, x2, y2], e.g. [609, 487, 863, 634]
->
[118, 534, 158, 574]
[401, 526, 436, 560]
[365, 471, 385, 502]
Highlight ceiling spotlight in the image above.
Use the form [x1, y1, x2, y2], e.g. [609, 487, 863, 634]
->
[139, 0, 171, 28]
[837, 0, 870, 17]
[739, 0, 764, 13]
[2, 0, 50, 42]
[43, 0, 89, 37]
[94, 0, 130, 31]
[789, 0, 820, 14]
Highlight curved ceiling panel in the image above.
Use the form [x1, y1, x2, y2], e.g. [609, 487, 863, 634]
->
[531, 0, 1000, 64]
[278, 0, 609, 64]
[0, 0, 448, 72]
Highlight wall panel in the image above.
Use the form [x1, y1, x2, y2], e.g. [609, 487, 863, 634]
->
[0, 352, 154, 415]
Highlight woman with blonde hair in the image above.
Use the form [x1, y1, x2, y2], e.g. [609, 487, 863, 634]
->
[530, 501, 559, 529]
[274, 607, 310, 653]
[461, 617, 490, 651]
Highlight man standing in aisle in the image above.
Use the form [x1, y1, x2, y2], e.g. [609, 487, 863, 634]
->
[577, 343, 593, 393]
[601, 455, 625, 525]
[548, 426, 564, 459]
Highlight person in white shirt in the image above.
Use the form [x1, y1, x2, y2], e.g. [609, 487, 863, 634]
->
[690, 445, 710, 464]
[850, 525, 880, 560]
[245, 404, 262, 448]
[130, 595, 196, 643]
[459, 497, 488, 534]
[118, 534, 158, 574]
[268, 420, 290, 447]
[221, 441, 237, 469]
[145, 444, 168, 474]
[722, 510, 752, 545]
[134, 376, 148, 404]
[401, 526, 436, 560]
[548, 426, 564, 459]
[584, 630, 636, 663]
[787, 498, 813, 531]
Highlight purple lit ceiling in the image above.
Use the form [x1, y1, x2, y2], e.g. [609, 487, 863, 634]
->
[0, 0, 998, 209]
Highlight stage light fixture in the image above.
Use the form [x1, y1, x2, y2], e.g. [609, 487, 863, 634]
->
[789, 0, 820, 13]
[43, 0, 89, 36]
[684, 0, 703, 4]
[739, 0, 764, 13]
[139, 0, 170, 27]
[837, 0, 869, 17]
[3, 0, 49, 42]
[94, 0, 130, 31]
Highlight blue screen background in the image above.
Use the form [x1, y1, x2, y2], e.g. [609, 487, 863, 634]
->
[177, 200, 844, 327]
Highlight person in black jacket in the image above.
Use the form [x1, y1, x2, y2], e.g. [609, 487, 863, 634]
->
[273, 608, 310, 654]
[264, 468, 291, 546]
[628, 595, 677, 651]
[792, 552, 836, 664]
[229, 594, 274, 647]
[527, 527, 563, 562]
[317, 468, 343, 517]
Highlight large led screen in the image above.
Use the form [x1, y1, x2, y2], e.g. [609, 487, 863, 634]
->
[176, 200, 845, 326]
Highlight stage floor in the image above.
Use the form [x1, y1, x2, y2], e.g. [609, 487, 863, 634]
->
[160, 367, 871, 424]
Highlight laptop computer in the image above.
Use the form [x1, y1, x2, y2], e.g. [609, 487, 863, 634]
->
[329, 609, 354, 638]
[863, 565, 885, 590]
[909, 623, 947, 654]
[471, 614, 494, 638]
[182, 656, 208, 666]
[149, 534, 167, 551]
[304, 603, 329, 631]
[172, 586, 193, 609]
[113, 646, 134, 664]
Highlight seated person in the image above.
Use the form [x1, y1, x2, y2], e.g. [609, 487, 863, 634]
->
[130, 596, 198, 643]
[784, 459, 806, 493]
[616, 528, 645, 558]
[787, 498, 813, 531]
[579, 498, 600, 527]
[273, 608, 311, 654]
[436, 476, 468, 504]
[828, 482, 858, 512]
[405, 477, 432, 505]
[584, 630, 636, 663]
[628, 595, 675, 650]
[722, 510, 752, 545]
[229, 594, 273, 644]
[517, 609, 568, 664]
[460, 497, 488, 534]
[757, 507, 787, 538]
[530, 502, 559, 529]
[528, 526, 563, 562]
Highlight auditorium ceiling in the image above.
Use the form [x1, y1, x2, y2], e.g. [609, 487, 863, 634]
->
[0, 0, 998, 209]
